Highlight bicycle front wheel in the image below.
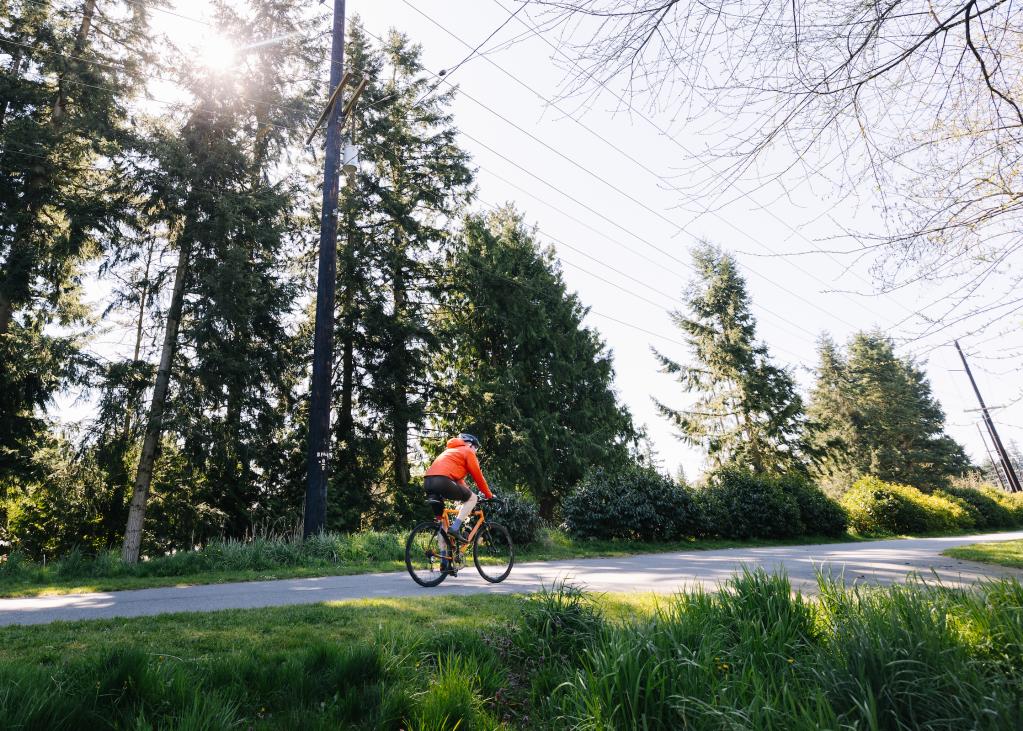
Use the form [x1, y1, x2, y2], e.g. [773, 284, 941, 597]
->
[405, 521, 450, 587]
[473, 522, 514, 583]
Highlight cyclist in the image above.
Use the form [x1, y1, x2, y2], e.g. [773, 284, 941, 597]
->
[424, 433, 495, 545]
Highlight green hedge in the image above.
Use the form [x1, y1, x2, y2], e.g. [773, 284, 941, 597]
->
[775, 475, 849, 537]
[487, 491, 541, 546]
[948, 484, 1015, 529]
[696, 468, 803, 540]
[840, 476, 977, 535]
[563, 465, 699, 541]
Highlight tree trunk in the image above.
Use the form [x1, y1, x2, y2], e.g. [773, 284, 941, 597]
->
[132, 239, 155, 362]
[52, 0, 97, 126]
[391, 250, 410, 497]
[337, 211, 357, 446]
[122, 239, 191, 563]
[0, 291, 12, 335]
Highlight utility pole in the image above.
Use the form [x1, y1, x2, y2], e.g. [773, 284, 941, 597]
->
[976, 423, 1009, 492]
[305, 0, 347, 537]
[955, 340, 1022, 493]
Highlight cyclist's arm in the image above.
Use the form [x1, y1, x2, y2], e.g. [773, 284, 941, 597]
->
[466, 451, 493, 499]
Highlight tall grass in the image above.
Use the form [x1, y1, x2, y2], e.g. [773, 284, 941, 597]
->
[0, 531, 408, 585]
[520, 572, 1023, 730]
[0, 575, 1020, 728]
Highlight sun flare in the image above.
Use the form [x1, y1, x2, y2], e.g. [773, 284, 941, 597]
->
[196, 33, 237, 72]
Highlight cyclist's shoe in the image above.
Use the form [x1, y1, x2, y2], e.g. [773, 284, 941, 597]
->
[449, 526, 469, 544]
[439, 555, 451, 573]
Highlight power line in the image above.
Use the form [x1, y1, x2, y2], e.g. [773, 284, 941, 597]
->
[400, 0, 901, 333]
[389, 5, 884, 346]
[10, 13, 879, 353]
[0, 16, 928, 367]
[413, 2, 526, 107]
[483, 0, 925, 326]
[473, 198, 809, 366]
[473, 165, 822, 342]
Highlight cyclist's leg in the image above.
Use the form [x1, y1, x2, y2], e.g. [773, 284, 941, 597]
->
[425, 476, 464, 568]
[453, 489, 477, 530]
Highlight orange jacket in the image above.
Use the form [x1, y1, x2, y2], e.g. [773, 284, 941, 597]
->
[425, 438, 493, 498]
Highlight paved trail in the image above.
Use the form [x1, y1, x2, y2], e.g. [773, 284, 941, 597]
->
[2, 531, 1022, 626]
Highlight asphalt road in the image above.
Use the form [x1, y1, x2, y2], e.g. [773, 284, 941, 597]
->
[2, 530, 1022, 626]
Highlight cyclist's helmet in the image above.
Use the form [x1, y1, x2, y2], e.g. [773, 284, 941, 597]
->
[458, 432, 481, 450]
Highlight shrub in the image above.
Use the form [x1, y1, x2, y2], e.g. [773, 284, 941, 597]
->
[978, 485, 1023, 526]
[696, 468, 802, 540]
[775, 475, 849, 537]
[841, 476, 974, 535]
[487, 491, 541, 546]
[562, 465, 698, 541]
[941, 483, 1015, 530]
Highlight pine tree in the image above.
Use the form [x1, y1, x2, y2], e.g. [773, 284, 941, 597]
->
[428, 207, 635, 517]
[121, 1, 322, 559]
[807, 331, 970, 492]
[655, 243, 812, 475]
[0, 0, 153, 481]
[325, 22, 474, 527]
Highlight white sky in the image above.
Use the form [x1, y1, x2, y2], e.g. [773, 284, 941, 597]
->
[65, 0, 1023, 481]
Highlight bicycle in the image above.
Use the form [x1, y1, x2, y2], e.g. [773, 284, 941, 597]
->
[405, 495, 514, 587]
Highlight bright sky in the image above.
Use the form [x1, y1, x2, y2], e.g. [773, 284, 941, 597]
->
[68, 0, 1023, 481]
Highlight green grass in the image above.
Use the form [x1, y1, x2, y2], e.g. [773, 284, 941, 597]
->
[944, 538, 1023, 569]
[0, 573, 1020, 729]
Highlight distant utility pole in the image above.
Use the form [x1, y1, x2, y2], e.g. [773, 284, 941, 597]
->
[955, 340, 1022, 493]
[305, 0, 347, 537]
[976, 424, 1009, 492]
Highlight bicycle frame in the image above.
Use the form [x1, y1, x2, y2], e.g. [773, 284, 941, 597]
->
[440, 506, 486, 545]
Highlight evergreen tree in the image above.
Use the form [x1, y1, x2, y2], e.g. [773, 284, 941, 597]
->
[655, 243, 812, 475]
[807, 331, 971, 492]
[326, 22, 473, 527]
[428, 207, 635, 517]
[0, 0, 153, 481]
[121, 1, 322, 559]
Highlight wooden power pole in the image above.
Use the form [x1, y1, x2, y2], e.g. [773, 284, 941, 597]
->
[305, 0, 347, 536]
[955, 340, 1022, 493]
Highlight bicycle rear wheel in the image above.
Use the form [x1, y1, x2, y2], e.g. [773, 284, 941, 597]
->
[405, 521, 451, 587]
[473, 522, 514, 583]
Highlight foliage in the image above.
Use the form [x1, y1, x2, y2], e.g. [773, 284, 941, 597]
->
[0, 1, 152, 484]
[428, 207, 636, 517]
[941, 481, 1016, 530]
[696, 466, 803, 539]
[654, 243, 815, 476]
[487, 491, 541, 546]
[326, 21, 476, 529]
[808, 332, 970, 494]
[538, 3, 1023, 325]
[840, 476, 977, 535]
[774, 474, 849, 537]
[3, 440, 115, 558]
[562, 464, 699, 541]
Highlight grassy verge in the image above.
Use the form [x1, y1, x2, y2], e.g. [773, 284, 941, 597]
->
[944, 538, 1023, 569]
[0, 529, 870, 598]
[0, 572, 1020, 729]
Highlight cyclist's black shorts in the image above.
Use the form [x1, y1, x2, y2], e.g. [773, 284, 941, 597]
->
[424, 475, 471, 516]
